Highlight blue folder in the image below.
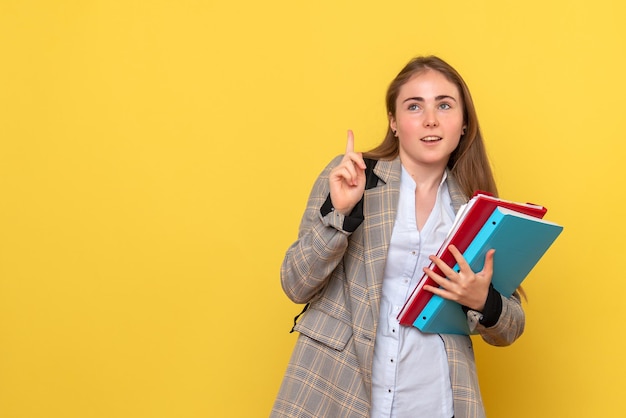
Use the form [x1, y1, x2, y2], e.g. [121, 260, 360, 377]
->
[414, 206, 563, 335]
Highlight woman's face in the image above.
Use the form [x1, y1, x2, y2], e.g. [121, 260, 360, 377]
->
[390, 69, 466, 171]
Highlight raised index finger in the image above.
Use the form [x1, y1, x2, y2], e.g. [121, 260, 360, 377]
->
[345, 129, 355, 154]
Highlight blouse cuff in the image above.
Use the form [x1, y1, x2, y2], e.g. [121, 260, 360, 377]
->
[463, 284, 503, 328]
[320, 193, 364, 233]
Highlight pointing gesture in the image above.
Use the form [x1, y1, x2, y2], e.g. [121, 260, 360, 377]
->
[329, 130, 367, 216]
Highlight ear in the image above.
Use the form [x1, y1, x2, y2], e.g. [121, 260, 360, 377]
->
[389, 113, 397, 132]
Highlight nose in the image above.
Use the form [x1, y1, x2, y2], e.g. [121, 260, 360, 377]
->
[424, 109, 439, 127]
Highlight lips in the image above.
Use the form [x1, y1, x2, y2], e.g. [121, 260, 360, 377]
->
[421, 136, 442, 142]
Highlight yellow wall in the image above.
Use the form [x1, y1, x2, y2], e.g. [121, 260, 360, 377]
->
[1, 1, 624, 417]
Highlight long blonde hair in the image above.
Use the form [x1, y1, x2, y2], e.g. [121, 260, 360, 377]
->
[364, 55, 498, 199]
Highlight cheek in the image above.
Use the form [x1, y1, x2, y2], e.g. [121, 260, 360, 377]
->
[397, 117, 416, 132]
[445, 117, 465, 135]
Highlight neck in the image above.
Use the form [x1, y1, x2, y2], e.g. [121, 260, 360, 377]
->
[401, 161, 447, 192]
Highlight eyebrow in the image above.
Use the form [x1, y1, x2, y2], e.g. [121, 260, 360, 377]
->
[402, 95, 458, 103]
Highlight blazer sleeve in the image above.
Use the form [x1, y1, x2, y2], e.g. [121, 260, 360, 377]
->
[468, 292, 525, 346]
[280, 156, 355, 304]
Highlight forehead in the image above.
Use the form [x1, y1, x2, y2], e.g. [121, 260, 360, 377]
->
[398, 69, 461, 99]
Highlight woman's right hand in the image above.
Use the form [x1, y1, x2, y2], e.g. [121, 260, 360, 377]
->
[328, 130, 367, 216]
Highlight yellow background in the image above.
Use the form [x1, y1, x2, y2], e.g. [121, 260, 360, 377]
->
[1, 1, 624, 417]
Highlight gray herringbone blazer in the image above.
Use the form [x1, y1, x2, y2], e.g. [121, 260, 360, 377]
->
[272, 156, 525, 418]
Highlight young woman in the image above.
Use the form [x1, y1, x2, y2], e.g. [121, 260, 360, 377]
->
[272, 56, 525, 418]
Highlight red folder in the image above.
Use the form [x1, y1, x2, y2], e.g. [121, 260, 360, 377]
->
[397, 192, 548, 326]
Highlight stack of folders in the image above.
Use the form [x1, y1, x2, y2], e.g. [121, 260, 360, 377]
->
[397, 192, 564, 335]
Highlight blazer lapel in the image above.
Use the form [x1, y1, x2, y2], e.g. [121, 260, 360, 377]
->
[361, 157, 402, 324]
[445, 170, 468, 212]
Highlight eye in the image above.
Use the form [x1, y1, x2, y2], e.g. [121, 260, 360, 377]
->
[408, 103, 419, 111]
[438, 102, 452, 110]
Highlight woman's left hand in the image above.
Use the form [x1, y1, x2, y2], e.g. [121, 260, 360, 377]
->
[422, 245, 494, 312]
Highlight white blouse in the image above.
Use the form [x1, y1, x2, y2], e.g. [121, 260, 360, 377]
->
[371, 166, 455, 418]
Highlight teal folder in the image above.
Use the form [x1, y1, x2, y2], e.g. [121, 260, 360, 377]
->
[414, 206, 563, 335]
